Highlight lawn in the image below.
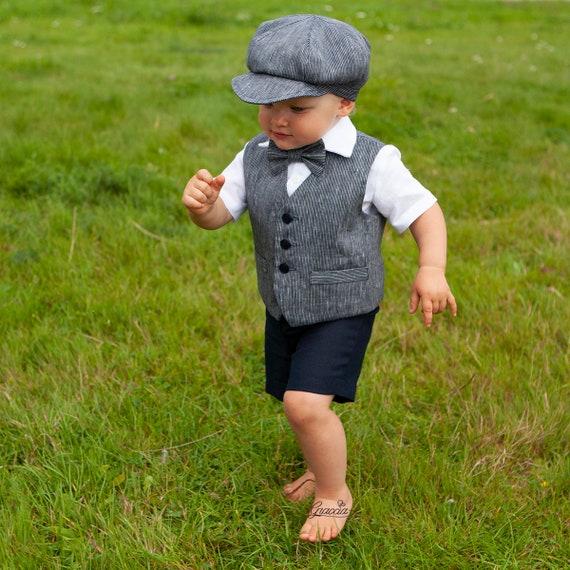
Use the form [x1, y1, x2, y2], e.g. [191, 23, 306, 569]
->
[1, 0, 569, 568]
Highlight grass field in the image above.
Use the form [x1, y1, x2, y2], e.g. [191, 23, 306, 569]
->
[1, 0, 569, 568]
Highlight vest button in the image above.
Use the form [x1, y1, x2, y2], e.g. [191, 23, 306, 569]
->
[282, 213, 293, 224]
[278, 263, 290, 274]
[280, 239, 292, 250]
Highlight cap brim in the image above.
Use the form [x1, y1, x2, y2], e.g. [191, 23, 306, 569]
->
[231, 73, 329, 104]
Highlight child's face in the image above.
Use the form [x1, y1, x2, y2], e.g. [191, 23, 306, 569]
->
[258, 94, 355, 150]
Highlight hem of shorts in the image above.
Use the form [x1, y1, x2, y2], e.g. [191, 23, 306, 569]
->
[265, 386, 354, 404]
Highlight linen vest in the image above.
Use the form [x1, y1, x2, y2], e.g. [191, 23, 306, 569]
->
[244, 132, 386, 326]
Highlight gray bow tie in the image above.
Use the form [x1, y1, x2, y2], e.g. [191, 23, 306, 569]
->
[267, 140, 326, 176]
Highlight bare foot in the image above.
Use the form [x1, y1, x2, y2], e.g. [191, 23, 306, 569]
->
[299, 486, 352, 543]
[283, 471, 316, 502]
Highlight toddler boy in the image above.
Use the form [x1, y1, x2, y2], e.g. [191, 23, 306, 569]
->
[183, 14, 457, 543]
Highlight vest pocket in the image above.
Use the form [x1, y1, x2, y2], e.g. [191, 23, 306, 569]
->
[310, 267, 369, 284]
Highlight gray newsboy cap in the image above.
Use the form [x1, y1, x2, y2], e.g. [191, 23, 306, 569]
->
[231, 14, 370, 104]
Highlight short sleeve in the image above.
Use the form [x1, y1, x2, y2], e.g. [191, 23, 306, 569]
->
[218, 148, 247, 221]
[363, 145, 437, 233]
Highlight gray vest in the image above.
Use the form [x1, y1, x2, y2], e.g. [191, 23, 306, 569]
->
[244, 132, 386, 326]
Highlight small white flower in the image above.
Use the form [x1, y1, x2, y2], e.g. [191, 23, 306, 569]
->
[449, 107, 458, 114]
[425, 38, 432, 45]
[536, 41, 554, 52]
[323, 5, 334, 12]
[385, 34, 394, 42]
[472, 54, 483, 64]
[356, 12, 367, 19]
[13, 40, 26, 48]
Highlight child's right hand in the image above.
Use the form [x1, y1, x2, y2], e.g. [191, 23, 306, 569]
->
[182, 169, 225, 216]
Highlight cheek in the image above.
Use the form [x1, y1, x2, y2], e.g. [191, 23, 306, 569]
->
[258, 111, 269, 131]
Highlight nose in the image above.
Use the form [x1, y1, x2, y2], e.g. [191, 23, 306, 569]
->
[271, 108, 288, 127]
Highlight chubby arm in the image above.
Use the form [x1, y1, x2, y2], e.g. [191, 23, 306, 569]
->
[409, 203, 457, 327]
[182, 169, 233, 230]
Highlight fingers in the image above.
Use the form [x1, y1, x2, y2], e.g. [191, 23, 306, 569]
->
[410, 289, 434, 327]
[409, 289, 420, 315]
[448, 291, 458, 317]
[211, 174, 225, 193]
[421, 299, 434, 328]
[410, 290, 457, 327]
[182, 169, 225, 213]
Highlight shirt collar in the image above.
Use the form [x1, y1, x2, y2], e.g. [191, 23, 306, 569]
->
[258, 116, 357, 157]
[322, 116, 357, 157]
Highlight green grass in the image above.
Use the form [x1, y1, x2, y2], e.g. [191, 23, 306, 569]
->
[1, 0, 569, 567]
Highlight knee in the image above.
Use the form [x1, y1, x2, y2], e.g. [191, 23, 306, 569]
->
[283, 391, 331, 431]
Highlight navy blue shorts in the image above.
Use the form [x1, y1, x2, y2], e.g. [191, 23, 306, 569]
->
[264, 307, 378, 404]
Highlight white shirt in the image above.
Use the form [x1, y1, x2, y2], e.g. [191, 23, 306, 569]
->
[219, 116, 436, 234]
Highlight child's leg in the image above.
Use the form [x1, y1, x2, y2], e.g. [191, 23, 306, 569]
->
[283, 390, 352, 543]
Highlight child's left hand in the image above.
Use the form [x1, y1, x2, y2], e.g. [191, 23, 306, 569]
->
[409, 266, 457, 327]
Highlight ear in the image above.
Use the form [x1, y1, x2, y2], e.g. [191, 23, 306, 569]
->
[337, 98, 356, 117]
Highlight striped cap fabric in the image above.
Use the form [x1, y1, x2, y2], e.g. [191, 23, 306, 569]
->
[231, 14, 370, 104]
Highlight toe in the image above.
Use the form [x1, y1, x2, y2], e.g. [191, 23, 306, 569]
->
[299, 521, 312, 542]
[300, 520, 320, 543]
[299, 491, 352, 542]
[320, 526, 332, 542]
